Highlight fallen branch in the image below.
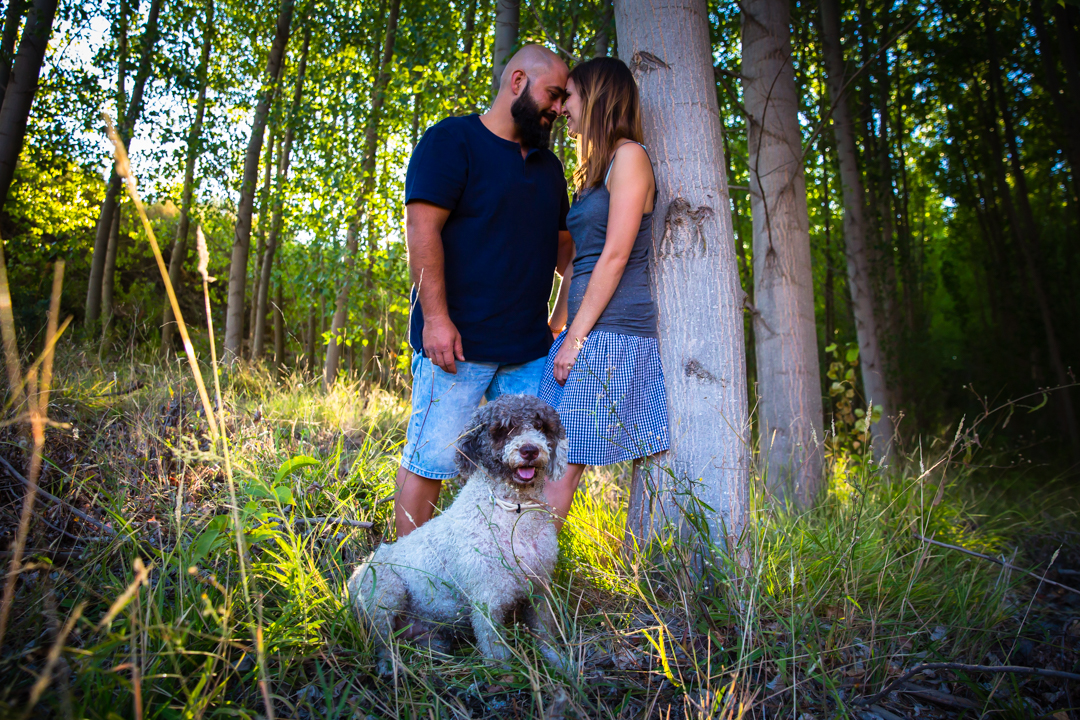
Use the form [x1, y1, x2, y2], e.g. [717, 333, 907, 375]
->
[914, 533, 1079, 595]
[0, 454, 116, 537]
[855, 662, 1080, 706]
[294, 516, 373, 529]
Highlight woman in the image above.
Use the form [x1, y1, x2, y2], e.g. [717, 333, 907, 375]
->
[540, 56, 669, 527]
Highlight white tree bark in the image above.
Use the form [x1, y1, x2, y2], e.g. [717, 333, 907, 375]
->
[819, 0, 894, 459]
[615, 0, 750, 550]
[742, 0, 824, 508]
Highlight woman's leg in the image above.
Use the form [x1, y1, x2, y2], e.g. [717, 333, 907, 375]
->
[545, 463, 587, 531]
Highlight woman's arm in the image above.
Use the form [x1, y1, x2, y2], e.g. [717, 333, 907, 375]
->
[552, 143, 654, 384]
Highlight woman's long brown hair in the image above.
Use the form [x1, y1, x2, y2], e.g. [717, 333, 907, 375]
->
[568, 57, 644, 191]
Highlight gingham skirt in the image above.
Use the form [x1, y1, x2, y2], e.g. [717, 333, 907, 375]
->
[538, 329, 670, 466]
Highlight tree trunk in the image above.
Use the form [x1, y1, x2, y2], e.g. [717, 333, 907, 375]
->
[100, 202, 121, 340]
[254, 22, 309, 359]
[249, 130, 277, 349]
[615, 0, 750, 550]
[0, 0, 25, 104]
[98, 0, 131, 345]
[161, 0, 213, 354]
[818, 0, 895, 460]
[986, 19, 1080, 454]
[223, 0, 294, 362]
[1030, 0, 1080, 214]
[741, 0, 823, 509]
[323, 0, 401, 388]
[491, 0, 518, 97]
[0, 0, 56, 210]
[273, 258, 285, 372]
[594, 0, 613, 57]
[85, 0, 161, 326]
[304, 303, 316, 373]
[821, 133, 835, 342]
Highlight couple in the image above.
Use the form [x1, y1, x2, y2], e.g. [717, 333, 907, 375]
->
[395, 44, 669, 537]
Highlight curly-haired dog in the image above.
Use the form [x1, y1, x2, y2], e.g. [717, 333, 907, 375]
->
[348, 394, 568, 674]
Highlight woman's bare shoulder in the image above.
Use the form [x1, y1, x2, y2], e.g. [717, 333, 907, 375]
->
[607, 141, 653, 184]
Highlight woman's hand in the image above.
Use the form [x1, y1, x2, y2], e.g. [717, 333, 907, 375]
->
[553, 334, 586, 386]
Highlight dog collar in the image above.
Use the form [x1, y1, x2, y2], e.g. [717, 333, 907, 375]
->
[489, 490, 547, 514]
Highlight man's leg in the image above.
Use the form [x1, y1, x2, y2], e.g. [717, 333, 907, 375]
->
[394, 465, 443, 537]
[396, 352, 497, 537]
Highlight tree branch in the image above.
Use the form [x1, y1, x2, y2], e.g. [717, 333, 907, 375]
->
[855, 662, 1080, 707]
[914, 533, 1079, 595]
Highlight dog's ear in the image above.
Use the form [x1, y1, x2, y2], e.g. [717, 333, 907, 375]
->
[455, 405, 490, 477]
[534, 402, 568, 481]
[549, 437, 569, 484]
[537, 402, 565, 440]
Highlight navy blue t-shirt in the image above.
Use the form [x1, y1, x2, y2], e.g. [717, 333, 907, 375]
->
[405, 114, 570, 364]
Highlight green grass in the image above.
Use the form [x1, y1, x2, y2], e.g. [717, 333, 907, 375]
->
[1, 350, 1078, 719]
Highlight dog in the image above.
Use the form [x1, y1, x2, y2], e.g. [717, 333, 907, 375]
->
[348, 394, 568, 674]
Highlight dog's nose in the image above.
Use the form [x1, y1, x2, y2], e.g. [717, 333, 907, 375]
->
[519, 444, 540, 462]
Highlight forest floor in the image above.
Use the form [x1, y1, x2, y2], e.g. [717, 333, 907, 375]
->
[1, 349, 1078, 719]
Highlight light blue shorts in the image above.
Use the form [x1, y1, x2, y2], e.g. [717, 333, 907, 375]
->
[400, 353, 547, 480]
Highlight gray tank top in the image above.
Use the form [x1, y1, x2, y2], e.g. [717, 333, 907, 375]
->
[566, 144, 658, 338]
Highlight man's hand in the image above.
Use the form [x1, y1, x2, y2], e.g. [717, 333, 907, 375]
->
[423, 314, 464, 374]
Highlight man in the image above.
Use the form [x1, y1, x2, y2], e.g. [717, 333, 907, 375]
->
[395, 45, 573, 537]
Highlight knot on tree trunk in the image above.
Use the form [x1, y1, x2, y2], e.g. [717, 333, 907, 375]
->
[629, 50, 670, 76]
[658, 198, 715, 258]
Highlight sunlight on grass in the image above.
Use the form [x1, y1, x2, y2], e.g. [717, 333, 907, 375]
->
[1, 358, 1077, 718]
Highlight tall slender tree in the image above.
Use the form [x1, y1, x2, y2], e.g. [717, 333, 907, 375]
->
[741, 0, 824, 508]
[223, 0, 295, 361]
[0, 0, 58, 211]
[85, 0, 162, 326]
[323, 0, 402, 387]
[818, 0, 895, 459]
[492, 0, 519, 97]
[161, 0, 215, 353]
[985, 12, 1080, 454]
[0, 0, 25, 105]
[254, 22, 310, 359]
[615, 0, 751, 549]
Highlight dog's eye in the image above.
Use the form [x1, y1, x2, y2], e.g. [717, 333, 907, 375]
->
[490, 425, 509, 441]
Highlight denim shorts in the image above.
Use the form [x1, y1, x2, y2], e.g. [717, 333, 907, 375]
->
[400, 353, 547, 480]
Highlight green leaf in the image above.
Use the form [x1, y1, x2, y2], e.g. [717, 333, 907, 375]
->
[274, 485, 295, 505]
[190, 515, 230, 565]
[845, 346, 859, 363]
[274, 455, 320, 486]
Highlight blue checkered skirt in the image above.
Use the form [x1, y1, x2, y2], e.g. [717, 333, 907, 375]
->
[538, 329, 670, 465]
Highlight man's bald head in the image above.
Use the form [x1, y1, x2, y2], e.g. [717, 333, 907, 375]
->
[487, 44, 568, 149]
[498, 44, 568, 91]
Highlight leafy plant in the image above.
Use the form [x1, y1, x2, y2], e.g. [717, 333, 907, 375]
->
[825, 342, 882, 459]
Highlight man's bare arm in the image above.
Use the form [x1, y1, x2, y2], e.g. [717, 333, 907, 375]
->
[406, 201, 464, 373]
[556, 229, 573, 276]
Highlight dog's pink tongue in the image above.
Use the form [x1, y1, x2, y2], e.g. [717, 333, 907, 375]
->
[516, 467, 536, 480]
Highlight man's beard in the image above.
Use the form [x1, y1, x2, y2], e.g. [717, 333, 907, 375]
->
[511, 81, 557, 150]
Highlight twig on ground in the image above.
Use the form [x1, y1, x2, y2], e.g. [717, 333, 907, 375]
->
[0, 454, 117, 537]
[914, 533, 1080, 595]
[294, 516, 373, 529]
[375, 494, 395, 506]
[855, 662, 1080, 706]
